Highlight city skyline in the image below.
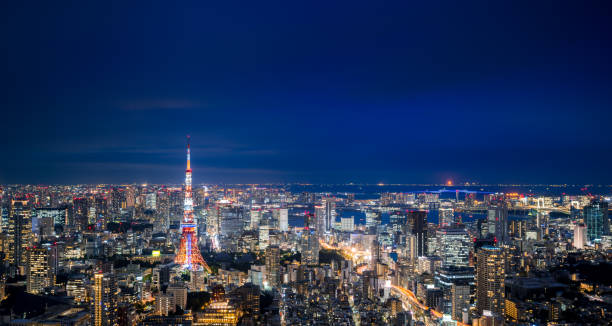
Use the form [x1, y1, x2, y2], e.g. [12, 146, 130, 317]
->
[1, 3, 612, 324]
[2, 1, 612, 184]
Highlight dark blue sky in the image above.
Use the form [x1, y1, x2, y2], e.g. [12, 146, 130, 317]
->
[2, 1, 611, 184]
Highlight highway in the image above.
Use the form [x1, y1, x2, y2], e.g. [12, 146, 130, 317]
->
[320, 240, 468, 325]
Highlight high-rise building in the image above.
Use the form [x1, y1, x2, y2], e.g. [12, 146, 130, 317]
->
[406, 234, 418, 262]
[584, 200, 609, 242]
[250, 208, 261, 230]
[73, 197, 89, 231]
[509, 219, 526, 239]
[278, 208, 288, 232]
[573, 223, 587, 249]
[340, 216, 355, 232]
[301, 229, 319, 265]
[220, 206, 244, 236]
[66, 275, 88, 303]
[487, 202, 508, 244]
[435, 226, 471, 267]
[365, 211, 380, 229]
[26, 247, 51, 294]
[315, 198, 336, 234]
[314, 205, 325, 235]
[166, 281, 188, 311]
[94, 196, 108, 227]
[36, 207, 68, 230]
[265, 245, 280, 289]
[94, 272, 118, 326]
[406, 210, 427, 257]
[323, 197, 336, 233]
[439, 207, 454, 227]
[110, 188, 126, 217]
[230, 283, 260, 316]
[476, 246, 505, 316]
[8, 198, 32, 272]
[258, 224, 270, 250]
[435, 266, 474, 318]
[452, 283, 471, 322]
[145, 193, 157, 210]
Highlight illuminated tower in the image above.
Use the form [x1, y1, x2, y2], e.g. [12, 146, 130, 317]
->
[175, 136, 211, 272]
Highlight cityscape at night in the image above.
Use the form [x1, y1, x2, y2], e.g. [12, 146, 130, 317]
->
[2, 1, 612, 326]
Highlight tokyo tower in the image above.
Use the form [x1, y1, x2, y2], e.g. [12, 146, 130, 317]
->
[175, 136, 211, 272]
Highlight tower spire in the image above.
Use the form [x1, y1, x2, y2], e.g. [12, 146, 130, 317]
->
[175, 135, 210, 273]
[186, 135, 191, 171]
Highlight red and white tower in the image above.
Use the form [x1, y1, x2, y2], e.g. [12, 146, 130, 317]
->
[175, 136, 211, 272]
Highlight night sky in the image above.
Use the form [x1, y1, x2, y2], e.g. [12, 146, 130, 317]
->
[2, 1, 612, 184]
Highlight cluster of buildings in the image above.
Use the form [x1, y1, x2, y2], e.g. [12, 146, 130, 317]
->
[0, 173, 611, 326]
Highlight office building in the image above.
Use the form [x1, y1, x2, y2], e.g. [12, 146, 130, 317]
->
[487, 202, 508, 244]
[435, 226, 471, 267]
[476, 246, 505, 316]
[584, 200, 609, 242]
[435, 266, 474, 318]
[265, 245, 280, 289]
[94, 272, 118, 326]
[278, 208, 288, 232]
[573, 223, 587, 249]
[406, 210, 428, 257]
[26, 247, 52, 294]
[8, 198, 32, 272]
[439, 207, 454, 227]
[340, 216, 355, 232]
[301, 229, 319, 265]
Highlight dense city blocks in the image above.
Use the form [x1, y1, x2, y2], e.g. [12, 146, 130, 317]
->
[1, 173, 612, 325]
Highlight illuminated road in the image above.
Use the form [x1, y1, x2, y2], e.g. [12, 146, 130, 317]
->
[522, 204, 570, 214]
[391, 285, 469, 326]
[321, 240, 468, 325]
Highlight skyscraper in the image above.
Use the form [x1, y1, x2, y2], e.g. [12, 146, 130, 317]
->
[8, 198, 31, 273]
[301, 212, 319, 266]
[322, 197, 336, 233]
[434, 266, 474, 320]
[435, 226, 471, 267]
[265, 245, 280, 289]
[487, 202, 508, 244]
[406, 210, 427, 257]
[258, 224, 270, 250]
[584, 200, 609, 242]
[73, 197, 89, 231]
[340, 216, 355, 232]
[278, 208, 288, 232]
[476, 246, 505, 316]
[315, 197, 336, 235]
[94, 272, 118, 326]
[573, 223, 587, 249]
[439, 207, 454, 227]
[26, 247, 51, 294]
[250, 208, 261, 230]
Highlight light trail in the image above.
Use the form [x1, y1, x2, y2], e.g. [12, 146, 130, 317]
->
[391, 285, 469, 326]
